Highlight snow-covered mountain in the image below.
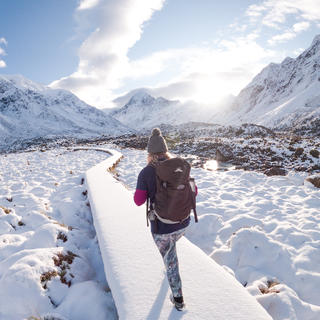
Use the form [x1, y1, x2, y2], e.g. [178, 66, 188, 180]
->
[222, 35, 320, 133]
[111, 88, 154, 108]
[107, 90, 228, 131]
[0, 75, 131, 150]
[108, 90, 184, 130]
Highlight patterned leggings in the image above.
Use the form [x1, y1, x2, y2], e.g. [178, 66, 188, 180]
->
[152, 228, 186, 298]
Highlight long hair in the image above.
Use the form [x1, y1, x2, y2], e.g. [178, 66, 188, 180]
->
[147, 152, 171, 165]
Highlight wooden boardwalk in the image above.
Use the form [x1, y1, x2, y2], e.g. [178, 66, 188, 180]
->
[85, 149, 272, 320]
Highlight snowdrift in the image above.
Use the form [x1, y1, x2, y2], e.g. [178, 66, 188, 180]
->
[85, 150, 272, 319]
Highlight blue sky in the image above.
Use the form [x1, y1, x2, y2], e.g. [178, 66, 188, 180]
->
[1, 0, 320, 108]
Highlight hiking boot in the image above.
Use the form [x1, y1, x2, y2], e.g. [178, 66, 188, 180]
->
[170, 294, 185, 311]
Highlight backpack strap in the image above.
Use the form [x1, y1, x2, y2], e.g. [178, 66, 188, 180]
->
[189, 178, 198, 223]
[146, 197, 149, 227]
[193, 204, 198, 223]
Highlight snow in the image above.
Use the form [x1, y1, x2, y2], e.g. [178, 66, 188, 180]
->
[0, 148, 117, 320]
[0, 145, 319, 319]
[85, 149, 272, 319]
[116, 148, 320, 320]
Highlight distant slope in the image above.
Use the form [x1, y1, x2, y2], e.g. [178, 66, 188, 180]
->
[108, 90, 227, 131]
[0, 75, 132, 150]
[108, 91, 182, 130]
[222, 34, 320, 134]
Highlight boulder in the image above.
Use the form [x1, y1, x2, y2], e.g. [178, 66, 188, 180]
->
[294, 147, 304, 157]
[264, 167, 286, 176]
[305, 175, 320, 188]
[216, 147, 234, 162]
[310, 149, 319, 158]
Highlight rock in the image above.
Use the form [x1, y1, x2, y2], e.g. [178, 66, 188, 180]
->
[216, 147, 233, 162]
[310, 149, 319, 158]
[294, 147, 304, 157]
[264, 167, 286, 176]
[305, 175, 320, 188]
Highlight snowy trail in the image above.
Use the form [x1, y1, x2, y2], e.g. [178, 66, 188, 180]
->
[86, 149, 272, 319]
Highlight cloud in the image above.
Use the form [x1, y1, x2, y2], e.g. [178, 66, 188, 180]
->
[268, 31, 296, 45]
[268, 20, 311, 45]
[0, 37, 7, 68]
[116, 36, 278, 105]
[77, 0, 100, 11]
[0, 37, 7, 45]
[51, 0, 165, 107]
[293, 48, 305, 56]
[293, 21, 310, 32]
[246, 0, 320, 28]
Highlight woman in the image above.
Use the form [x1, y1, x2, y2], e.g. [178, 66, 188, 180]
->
[134, 128, 191, 311]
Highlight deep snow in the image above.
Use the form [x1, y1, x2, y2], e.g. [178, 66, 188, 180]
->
[0, 145, 319, 319]
[0, 148, 117, 320]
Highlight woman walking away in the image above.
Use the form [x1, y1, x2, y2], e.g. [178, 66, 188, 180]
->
[134, 128, 197, 311]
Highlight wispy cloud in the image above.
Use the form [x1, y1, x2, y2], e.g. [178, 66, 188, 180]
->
[268, 21, 311, 45]
[51, 0, 165, 107]
[77, 0, 100, 11]
[0, 37, 7, 68]
[247, 0, 320, 28]
[293, 21, 310, 32]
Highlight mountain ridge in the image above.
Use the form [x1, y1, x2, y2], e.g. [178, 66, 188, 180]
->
[224, 34, 320, 132]
[0, 74, 132, 151]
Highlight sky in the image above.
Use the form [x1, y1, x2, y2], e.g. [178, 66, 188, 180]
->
[1, 0, 320, 108]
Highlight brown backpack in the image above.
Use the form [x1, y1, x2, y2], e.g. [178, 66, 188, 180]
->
[148, 157, 198, 224]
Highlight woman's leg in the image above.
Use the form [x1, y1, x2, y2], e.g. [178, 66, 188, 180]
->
[152, 228, 186, 298]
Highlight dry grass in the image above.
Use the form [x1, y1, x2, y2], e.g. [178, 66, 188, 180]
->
[40, 270, 58, 290]
[57, 231, 68, 242]
[38, 210, 72, 230]
[40, 251, 78, 292]
[53, 251, 78, 287]
[0, 205, 12, 214]
[259, 279, 280, 294]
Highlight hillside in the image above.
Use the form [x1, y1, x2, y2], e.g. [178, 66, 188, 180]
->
[222, 35, 320, 134]
[0, 75, 131, 151]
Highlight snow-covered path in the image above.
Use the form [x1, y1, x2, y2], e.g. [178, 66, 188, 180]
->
[86, 149, 272, 319]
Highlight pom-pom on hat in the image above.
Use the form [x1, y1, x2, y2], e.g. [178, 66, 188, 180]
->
[147, 128, 168, 154]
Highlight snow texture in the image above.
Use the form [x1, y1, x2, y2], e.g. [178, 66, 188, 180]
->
[85, 149, 272, 319]
[0, 148, 117, 320]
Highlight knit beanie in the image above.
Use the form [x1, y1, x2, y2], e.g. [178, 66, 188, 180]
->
[147, 128, 168, 154]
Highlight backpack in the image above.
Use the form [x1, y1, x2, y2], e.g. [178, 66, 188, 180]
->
[147, 157, 198, 225]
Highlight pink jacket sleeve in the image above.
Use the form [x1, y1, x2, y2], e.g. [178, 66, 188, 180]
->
[134, 189, 148, 206]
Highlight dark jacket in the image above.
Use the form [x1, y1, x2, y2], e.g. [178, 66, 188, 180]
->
[134, 164, 190, 234]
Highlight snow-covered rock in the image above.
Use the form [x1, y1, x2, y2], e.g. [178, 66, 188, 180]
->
[0, 74, 131, 151]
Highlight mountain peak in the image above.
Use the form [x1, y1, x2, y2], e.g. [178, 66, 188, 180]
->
[311, 34, 320, 47]
[0, 74, 46, 92]
[127, 91, 155, 105]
